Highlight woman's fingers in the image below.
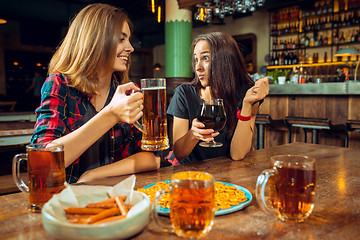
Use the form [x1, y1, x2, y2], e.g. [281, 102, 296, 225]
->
[191, 118, 219, 141]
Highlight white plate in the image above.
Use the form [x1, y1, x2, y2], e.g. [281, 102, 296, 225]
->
[143, 180, 252, 216]
[42, 187, 150, 240]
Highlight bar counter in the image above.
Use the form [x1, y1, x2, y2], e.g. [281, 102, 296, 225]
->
[259, 82, 360, 149]
[1, 143, 359, 240]
[269, 81, 360, 95]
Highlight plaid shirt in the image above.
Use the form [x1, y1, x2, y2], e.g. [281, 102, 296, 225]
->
[31, 73, 142, 183]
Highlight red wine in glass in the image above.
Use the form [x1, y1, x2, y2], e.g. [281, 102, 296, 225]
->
[197, 99, 227, 147]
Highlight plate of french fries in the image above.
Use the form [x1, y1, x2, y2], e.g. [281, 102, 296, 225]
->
[137, 180, 252, 216]
[42, 180, 151, 240]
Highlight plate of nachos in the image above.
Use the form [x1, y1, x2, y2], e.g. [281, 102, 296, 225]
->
[137, 180, 252, 216]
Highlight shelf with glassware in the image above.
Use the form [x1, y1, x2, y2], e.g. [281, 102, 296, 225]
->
[268, 2, 360, 83]
[270, 19, 360, 66]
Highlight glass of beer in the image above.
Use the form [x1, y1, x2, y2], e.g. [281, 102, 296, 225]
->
[13, 142, 66, 213]
[153, 171, 215, 239]
[133, 78, 169, 151]
[256, 155, 316, 222]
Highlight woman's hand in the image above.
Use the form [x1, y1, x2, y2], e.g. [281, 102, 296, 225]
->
[106, 82, 143, 124]
[190, 118, 219, 142]
[243, 77, 269, 106]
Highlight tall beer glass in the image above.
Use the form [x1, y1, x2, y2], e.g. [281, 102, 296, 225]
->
[133, 78, 170, 151]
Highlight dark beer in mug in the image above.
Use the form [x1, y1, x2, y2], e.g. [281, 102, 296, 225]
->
[269, 163, 316, 221]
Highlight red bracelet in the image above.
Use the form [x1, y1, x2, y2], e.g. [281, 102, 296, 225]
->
[236, 110, 252, 121]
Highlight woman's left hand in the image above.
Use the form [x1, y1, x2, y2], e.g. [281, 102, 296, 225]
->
[243, 77, 269, 106]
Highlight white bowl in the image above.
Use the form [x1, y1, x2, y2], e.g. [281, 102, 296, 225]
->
[42, 190, 151, 240]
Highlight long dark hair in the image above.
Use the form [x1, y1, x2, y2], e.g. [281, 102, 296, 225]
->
[191, 32, 254, 137]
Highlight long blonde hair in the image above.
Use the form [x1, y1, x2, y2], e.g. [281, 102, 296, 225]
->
[48, 3, 133, 95]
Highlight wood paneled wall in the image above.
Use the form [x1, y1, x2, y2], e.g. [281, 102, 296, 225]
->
[256, 94, 360, 149]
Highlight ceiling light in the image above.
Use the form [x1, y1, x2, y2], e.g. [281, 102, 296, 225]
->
[194, 0, 265, 24]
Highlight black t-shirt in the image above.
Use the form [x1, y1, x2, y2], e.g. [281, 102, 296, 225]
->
[167, 83, 232, 164]
[78, 92, 112, 176]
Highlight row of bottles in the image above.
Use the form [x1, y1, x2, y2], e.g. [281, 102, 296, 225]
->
[271, 52, 299, 66]
[333, 29, 360, 44]
[301, 0, 359, 19]
[272, 28, 360, 51]
[271, 0, 360, 24]
[271, 9, 360, 36]
[271, 6, 300, 23]
[285, 64, 356, 84]
[270, 49, 359, 66]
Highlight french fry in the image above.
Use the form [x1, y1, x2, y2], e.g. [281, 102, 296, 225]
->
[64, 207, 104, 215]
[89, 196, 127, 206]
[87, 208, 120, 224]
[66, 214, 94, 219]
[86, 203, 117, 209]
[93, 215, 126, 224]
[115, 196, 128, 216]
[64, 195, 130, 224]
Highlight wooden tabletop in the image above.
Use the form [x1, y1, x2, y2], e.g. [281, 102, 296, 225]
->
[1, 142, 360, 240]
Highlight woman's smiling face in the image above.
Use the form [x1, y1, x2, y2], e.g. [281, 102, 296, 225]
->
[112, 21, 134, 72]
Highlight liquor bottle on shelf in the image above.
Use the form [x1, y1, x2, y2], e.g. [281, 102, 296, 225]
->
[272, 38, 277, 50]
[325, 16, 332, 29]
[284, 52, 289, 65]
[271, 53, 275, 65]
[339, 31, 345, 44]
[280, 52, 285, 65]
[310, 33, 315, 47]
[305, 34, 310, 47]
[290, 67, 299, 84]
[346, 30, 351, 43]
[274, 52, 279, 66]
[334, 29, 339, 45]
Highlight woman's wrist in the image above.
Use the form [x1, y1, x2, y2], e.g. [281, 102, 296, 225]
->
[236, 110, 252, 121]
[239, 102, 252, 117]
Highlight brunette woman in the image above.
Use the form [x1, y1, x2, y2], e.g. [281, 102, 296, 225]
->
[167, 32, 269, 164]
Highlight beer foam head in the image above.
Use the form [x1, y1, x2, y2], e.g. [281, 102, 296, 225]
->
[141, 86, 166, 90]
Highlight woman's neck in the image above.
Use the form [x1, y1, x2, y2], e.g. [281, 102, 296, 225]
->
[90, 72, 112, 111]
[200, 86, 212, 99]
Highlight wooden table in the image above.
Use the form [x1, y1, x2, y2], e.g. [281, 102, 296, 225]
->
[1, 143, 360, 240]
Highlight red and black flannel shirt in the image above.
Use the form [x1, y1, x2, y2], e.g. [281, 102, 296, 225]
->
[31, 73, 142, 183]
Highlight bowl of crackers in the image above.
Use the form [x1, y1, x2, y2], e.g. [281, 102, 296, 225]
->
[42, 176, 151, 240]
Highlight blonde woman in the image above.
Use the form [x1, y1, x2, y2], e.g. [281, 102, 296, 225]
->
[31, 3, 160, 183]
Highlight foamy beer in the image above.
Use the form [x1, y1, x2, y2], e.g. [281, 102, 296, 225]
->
[13, 142, 66, 213]
[256, 155, 316, 222]
[133, 78, 169, 151]
[153, 171, 215, 239]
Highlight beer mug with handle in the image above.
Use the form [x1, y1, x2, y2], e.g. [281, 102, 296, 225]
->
[133, 78, 170, 151]
[13, 142, 66, 213]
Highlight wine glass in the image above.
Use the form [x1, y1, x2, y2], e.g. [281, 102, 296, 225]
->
[197, 98, 227, 147]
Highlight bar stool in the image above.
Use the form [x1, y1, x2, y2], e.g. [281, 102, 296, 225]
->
[346, 120, 360, 147]
[346, 120, 360, 132]
[285, 117, 348, 147]
[255, 114, 284, 149]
